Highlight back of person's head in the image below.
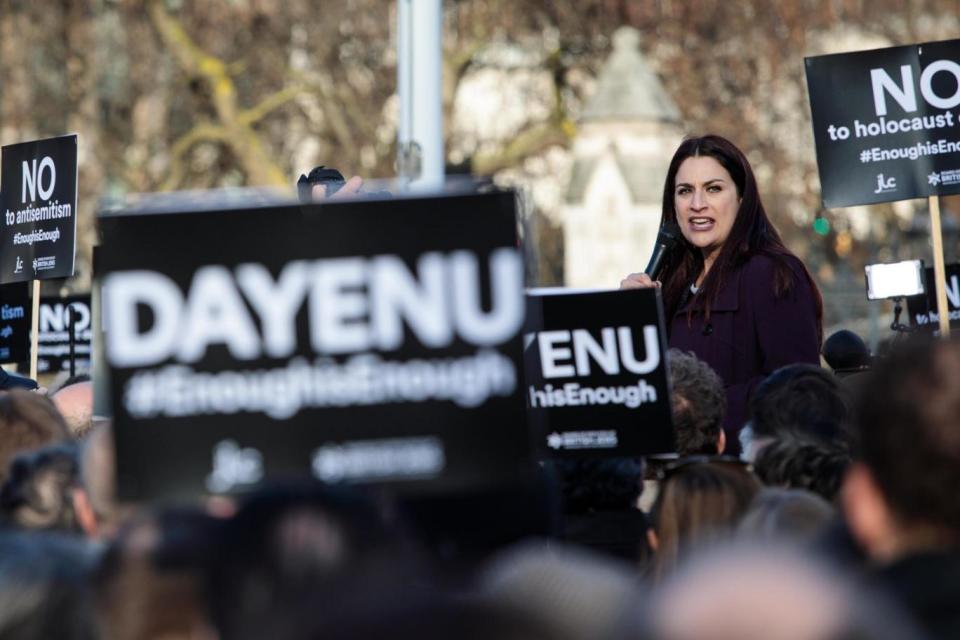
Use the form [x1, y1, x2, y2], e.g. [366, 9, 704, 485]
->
[848, 336, 960, 541]
[479, 541, 641, 640]
[0, 442, 80, 532]
[748, 364, 850, 444]
[650, 460, 760, 580]
[822, 329, 871, 373]
[738, 488, 835, 543]
[667, 349, 726, 455]
[0, 531, 99, 640]
[0, 390, 70, 485]
[73, 423, 121, 539]
[753, 435, 850, 502]
[51, 379, 94, 439]
[556, 458, 644, 513]
[643, 544, 923, 640]
[205, 483, 423, 640]
[554, 458, 649, 565]
[95, 507, 218, 640]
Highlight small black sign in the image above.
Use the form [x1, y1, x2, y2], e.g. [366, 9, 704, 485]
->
[0, 282, 31, 364]
[35, 295, 92, 374]
[0, 134, 78, 283]
[98, 191, 530, 501]
[523, 288, 675, 459]
[907, 263, 960, 331]
[805, 39, 960, 208]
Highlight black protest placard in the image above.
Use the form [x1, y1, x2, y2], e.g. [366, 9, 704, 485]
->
[0, 134, 78, 283]
[0, 283, 31, 364]
[523, 288, 675, 459]
[805, 39, 960, 208]
[98, 192, 530, 501]
[35, 295, 92, 374]
[907, 263, 960, 331]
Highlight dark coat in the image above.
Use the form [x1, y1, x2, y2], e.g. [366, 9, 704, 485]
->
[668, 253, 820, 449]
[874, 549, 960, 640]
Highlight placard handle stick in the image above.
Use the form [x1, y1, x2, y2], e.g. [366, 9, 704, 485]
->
[29, 280, 40, 379]
[929, 195, 951, 338]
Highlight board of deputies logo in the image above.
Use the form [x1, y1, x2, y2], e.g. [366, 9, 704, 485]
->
[928, 168, 960, 186]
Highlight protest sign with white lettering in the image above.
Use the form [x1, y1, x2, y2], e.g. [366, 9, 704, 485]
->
[523, 288, 674, 459]
[907, 263, 960, 331]
[34, 295, 91, 374]
[98, 191, 530, 501]
[0, 134, 78, 283]
[805, 39, 960, 208]
[0, 283, 31, 364]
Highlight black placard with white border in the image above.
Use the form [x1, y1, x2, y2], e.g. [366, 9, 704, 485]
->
[907, 263, 960, 331]
[98, 191, 530, 501]
[35, 295, 92, 374]
[805, 39, 960, 208]
[0, 282, 31, 364]
[523, 288, 675, 459]
[0, 134, 78, 283]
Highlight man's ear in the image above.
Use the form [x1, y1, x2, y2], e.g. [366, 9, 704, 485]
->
[716, 429, 726, 455]
[72, 487, 98, 538]
[842, 463, 898, 562]
[647, 528, 659, 552]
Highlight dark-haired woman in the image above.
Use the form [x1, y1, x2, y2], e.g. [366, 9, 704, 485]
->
[621, 135, 822, 453]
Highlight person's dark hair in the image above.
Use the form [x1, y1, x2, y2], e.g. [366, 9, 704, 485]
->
[0, 531, 99, 639]
[0, 442, 80, 531]
[556, 458, 644, 513]
[667, 349, 725, 455]
[94, 508, 219, 640]
[0, 390, 71, 486]
[753, 435, 850, 502]
[855, 336, 960, 532]
[822, 330, 871, 372]
[658, 135, 823, 342]
[205, 483, 425, 640]
[53, 374, 92, 394]
[749, 364, 850, 444]
[738, 488, 835, 542]
[554, 458, 650, 566]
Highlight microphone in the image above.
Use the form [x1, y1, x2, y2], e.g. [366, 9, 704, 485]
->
[644, 223, 681, 280]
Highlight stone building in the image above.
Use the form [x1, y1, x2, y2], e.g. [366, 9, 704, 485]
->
[563, 27, 684, 288]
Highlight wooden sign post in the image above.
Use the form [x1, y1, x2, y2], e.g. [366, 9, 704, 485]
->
[929, 196, 951, 337]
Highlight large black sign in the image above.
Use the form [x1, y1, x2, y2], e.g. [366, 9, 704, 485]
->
[35, 295, 92, 374]
[806, 39, 960, 208]
[523, 288, 675, 459]
[0, 283, 31, 364]
[98, 192, 530, 501]
[0, 134, 78, 283]
[907, 263, 960, 331]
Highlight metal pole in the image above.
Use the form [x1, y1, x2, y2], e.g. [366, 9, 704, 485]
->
[68, 304, 77, 379]
[397, 0, 444, 191]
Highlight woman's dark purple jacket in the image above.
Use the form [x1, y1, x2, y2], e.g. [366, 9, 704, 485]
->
[668, 253, 821, 450]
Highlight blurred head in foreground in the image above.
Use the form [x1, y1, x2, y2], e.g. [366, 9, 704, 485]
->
[844, 336, 960, 560]
[645, 544, 920, 640]
[0, 390, 70, 486]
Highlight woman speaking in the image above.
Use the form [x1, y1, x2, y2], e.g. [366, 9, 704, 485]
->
[621, 135, 822, 452]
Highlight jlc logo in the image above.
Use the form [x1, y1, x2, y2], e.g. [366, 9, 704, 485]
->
[874, 173, 897, 194]
[13, 257, 22, 274]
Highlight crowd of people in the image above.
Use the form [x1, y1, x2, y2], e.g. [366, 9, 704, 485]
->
[0, 334, 956, 639]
